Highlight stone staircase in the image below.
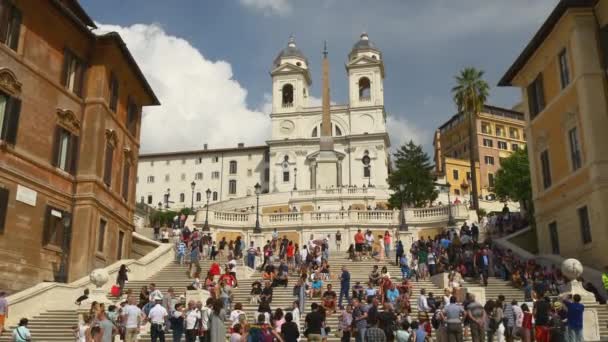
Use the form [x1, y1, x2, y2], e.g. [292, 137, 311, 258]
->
[3, 252, 607, 341]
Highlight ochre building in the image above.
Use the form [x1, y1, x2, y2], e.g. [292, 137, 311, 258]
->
[0, 0, 159, 292]
[433, 105, 526, 199]
[499, 0, 608, 266]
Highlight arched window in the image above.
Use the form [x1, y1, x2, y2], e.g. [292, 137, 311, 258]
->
[359, 77, 371, 101]
[282, 155, 290, 182]
[282, 84, 294, 107]
[229, 160, 237, 174]
[179, 193, 185, 202]
[147, 195, 152, 204]
[311, 126, 318, 137]
[196, 192, 201, 202]
[335, 125, 342, 136]
[212, 191, 218, 201]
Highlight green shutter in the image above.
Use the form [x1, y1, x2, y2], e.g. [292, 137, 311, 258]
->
[0, 187, 8, 234]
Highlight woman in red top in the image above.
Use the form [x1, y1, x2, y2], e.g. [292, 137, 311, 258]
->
[286, 241, 295, 271]
[521, 303, 533, 342]
[383, 231, 392, 258]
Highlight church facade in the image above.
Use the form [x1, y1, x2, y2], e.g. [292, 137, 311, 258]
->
[136, 34, 391, 209]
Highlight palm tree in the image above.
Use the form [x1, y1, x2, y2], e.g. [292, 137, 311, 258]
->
[451, 67, 490, 215]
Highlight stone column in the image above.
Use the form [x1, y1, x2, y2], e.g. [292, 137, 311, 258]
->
[560, 258, 600, 341]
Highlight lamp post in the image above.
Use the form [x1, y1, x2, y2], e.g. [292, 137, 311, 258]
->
[203, 188, 211, 231]
[446, 182, 456, 226]
[399, 184, 408, 231]
[293, 167, 298, 191]
[56, 212, 72, 283]
[164, 188, 171, 209]
[254, 182, 261, 233]
[190, 181, 196, 210]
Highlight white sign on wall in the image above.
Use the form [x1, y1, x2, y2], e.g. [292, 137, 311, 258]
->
[16, 184, 37, 207]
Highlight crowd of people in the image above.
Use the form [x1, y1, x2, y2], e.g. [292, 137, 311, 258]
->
[1, 215, 601, 342]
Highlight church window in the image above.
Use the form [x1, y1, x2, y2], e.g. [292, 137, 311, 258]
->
[179, 193, 185, 202]
[212, 191, 218, 201]
[283, 171, 290, 182]
[312, 127, 318, 137]
[196, 192, 201, 202]
[364, 165, 371, 178]
[282, 84, 294, 107]
[359, 77, 371, 101]
[229, 160, 237, 174]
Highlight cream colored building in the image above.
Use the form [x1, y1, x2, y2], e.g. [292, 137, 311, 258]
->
[499, 0, 608, 266]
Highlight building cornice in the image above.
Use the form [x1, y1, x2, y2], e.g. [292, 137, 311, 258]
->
[139, 145, 269, 159]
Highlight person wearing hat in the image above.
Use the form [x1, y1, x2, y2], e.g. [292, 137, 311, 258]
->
[148, 292, 168, 342]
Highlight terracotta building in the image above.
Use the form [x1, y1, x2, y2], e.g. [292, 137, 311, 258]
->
[0, 0, 159, 292]
[499, 0, 608, 266]
[433, 105, 526, 199]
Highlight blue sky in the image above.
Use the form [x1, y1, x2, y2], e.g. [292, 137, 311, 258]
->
[80, 0, 558, 154]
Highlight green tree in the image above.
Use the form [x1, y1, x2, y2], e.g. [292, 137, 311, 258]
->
[388, 141, 438, 208]
[494, 146, 534, 221]
[451, 67, 490, 213]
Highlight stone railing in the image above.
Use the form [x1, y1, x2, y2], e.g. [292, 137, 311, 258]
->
[195, 204, 468, 228]
[5, 234, 175, 327]
[292, 187, 374, 198]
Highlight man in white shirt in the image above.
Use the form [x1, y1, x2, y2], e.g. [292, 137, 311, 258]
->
[185, 300, 201, 341]
[199, 299, 213, 341]
[148, 294, 168, 342]
[417, 288, 432, 313]
[122, 296, 143, 342]
[300, 245, 308, 263]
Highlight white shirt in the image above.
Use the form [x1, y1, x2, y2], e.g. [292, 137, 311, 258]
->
[149, 289, 162, 302]
[228, 259, 237, 269]
[122, 304, 142, 328]
[230, 310, 246, 327]
[186, 309, 201, 329]
[77, 324, 89, 342]
[148, 304, 168, 324]
[292, 307, 301, 331]
[417, 294, 431, 312]
[12, 326, 31, 342]
[201, 307, 211, 330]
[513, 305, 524, 327]
[300, 248, 308, 260]
[365, 234, 374, 244]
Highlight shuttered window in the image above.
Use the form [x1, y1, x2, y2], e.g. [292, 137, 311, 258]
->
[540, 150, 552, 189]
[51, 126, 79, 175]
[0, 91, 21, 145]
[117, 230, 125, 260]
[97, 219, 106, 253]
[122, 163, 130, 200]
[109, 72, 119, 112]
[578, 206, 592, 244]
[42, 206, 65, 247]
[103, 143, 114, 187]
[527, 74, 545, 120]
[0, 0, 21, 51]
[0, 187, 8, 234]
[126, 97, 138, 135]
[61, 49, 86, 97]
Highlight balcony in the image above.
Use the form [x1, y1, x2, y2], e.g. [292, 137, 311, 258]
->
[194, 204, 468, 229]
[282, 102, 294, 108]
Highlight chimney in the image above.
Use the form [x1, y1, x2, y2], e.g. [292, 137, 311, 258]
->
[203, 143, 208, 150]
[237, 143, 244, 148]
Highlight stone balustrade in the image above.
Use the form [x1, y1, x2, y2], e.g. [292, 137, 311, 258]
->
[194, 204, 468, 228]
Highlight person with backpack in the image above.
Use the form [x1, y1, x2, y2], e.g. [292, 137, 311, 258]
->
[443, 296, 464, 342]
[247, 313, 283, 342]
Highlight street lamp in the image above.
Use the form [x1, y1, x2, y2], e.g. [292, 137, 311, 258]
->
[190, 181, 196, 210]
[203, 188, 211, 231]
[254, 182, 262, 233]
[399, 184, 408, 231]
[293, 167, 298, 191]
[56, 212, 72, 283]
[445, 182, 456, 226]
[164, 188, 171, 209]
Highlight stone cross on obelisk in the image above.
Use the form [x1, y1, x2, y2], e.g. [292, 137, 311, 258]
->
[319, 40, 334, 151]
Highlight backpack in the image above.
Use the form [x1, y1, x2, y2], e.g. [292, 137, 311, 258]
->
[247, 327, 273, 342]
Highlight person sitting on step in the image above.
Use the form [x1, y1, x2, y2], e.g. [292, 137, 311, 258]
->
[322, 284, 337, 314]
[352, 281, 364, 302]
[369, 265, 381, 286]
[311, 276, 323, 298]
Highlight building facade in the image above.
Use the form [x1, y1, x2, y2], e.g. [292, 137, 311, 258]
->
[136, 144, 269, 209]
[499, 0, 608, 266]
[434, 105, 526, 198]
[0, 0, 158, 292]
[136, 33, 392, 210]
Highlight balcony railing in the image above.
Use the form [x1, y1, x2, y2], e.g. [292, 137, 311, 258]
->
[194, 205, 468, 228]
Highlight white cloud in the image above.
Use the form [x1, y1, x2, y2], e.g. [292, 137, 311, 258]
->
[95, 23, 270, 153]
[386, 115, 425, 151]
[239, 0, 292, 16]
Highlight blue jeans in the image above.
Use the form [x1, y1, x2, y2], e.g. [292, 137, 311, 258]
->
[356, 327, 366, 342]
[338, 287, 350, 308]
[247, 254, 255, 268]
[567, 327, 582, 342]
[172, 327, 183, 342]
[385, 244, 390, 258]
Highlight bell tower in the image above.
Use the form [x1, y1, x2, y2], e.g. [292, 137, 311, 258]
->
[347, 32, 385, 108]
[270, 36, 311, 114]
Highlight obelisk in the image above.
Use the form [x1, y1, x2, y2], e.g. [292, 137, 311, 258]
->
[320, 41, 333, 151]
[315, 41, 341, 188]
